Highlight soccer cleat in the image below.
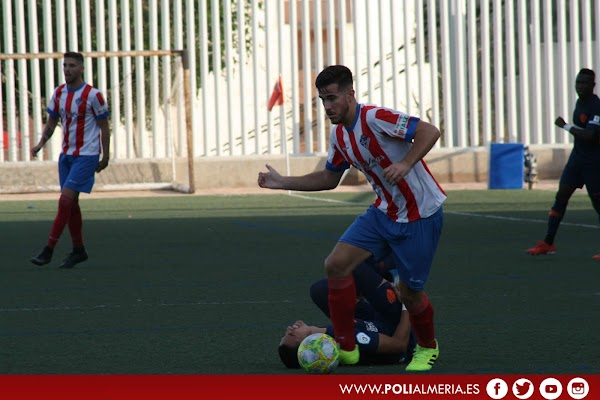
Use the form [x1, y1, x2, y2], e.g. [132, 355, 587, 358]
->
[30, 246, 53, 266]
[338, 345, 360, 365]
[59, 249, 88, 269]
[406, 340, 439, 372]
[593, 254, 600, 260]
[526, 241, 556, 255]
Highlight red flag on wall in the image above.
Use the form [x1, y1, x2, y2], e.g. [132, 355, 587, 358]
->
[267, 75, 284, 111]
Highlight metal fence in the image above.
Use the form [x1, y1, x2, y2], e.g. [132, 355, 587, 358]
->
[1, 0, 599, 163]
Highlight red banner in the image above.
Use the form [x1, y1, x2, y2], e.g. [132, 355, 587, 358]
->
[0, 374, 598, 400]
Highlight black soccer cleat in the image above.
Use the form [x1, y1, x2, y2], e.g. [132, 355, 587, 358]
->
[30, 246, 54, 266]
[59, 248, 88, 269]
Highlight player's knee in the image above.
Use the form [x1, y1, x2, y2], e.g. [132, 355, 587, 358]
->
[324, 256, 352, 278]
[555, 186, 575, 205]
[398, 287, 423, 310]
[309, 279, 328, 307]
[399, 292, 416, 309]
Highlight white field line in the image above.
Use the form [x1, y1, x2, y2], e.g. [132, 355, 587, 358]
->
[288, 193, 599, 229]
[447, 211, 599, 229]
[0, 300, 292, 313]
[289, 192, 362, 205]
[6, 195, 597, 314]
[3, 292, 597, 314]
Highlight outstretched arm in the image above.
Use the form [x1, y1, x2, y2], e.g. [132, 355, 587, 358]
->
[555, 116, 599, 142]
[258, 164, 345, 191]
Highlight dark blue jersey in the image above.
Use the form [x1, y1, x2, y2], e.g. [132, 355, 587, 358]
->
[325, 313, 415, 365]
[572, 94, 600, 162]
[310, 257, 416, 365]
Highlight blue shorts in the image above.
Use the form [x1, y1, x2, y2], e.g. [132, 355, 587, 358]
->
[560, 152, 600, 194]
[58, 154, 99, 194]
[339, 205, 443, 291]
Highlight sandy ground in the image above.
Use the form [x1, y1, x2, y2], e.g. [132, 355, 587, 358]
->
[0, 180, 559, 202]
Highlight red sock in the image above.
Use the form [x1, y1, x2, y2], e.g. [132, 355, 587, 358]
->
[68, 201, 84, 248]
[328, 275, 356, 351]
[408, 293, 436, 348]
[47, 194, 74, 249]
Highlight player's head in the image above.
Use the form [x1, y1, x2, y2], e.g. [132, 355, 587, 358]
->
[277, 320, 312, 368]
[575, 68, 595, 100]
[63, 52, 85, 86]
[278, 343, 301, 368]
[315, 65, 356, 126]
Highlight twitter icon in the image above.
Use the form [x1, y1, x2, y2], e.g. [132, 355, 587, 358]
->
[513, 378, 534, 399]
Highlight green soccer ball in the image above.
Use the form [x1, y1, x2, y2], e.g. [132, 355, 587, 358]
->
[297, 333, 340, 374]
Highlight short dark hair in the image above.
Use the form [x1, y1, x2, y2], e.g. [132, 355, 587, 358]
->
[278, 344, 301, 369]
[64, 51, 84, 64]
[315, 65, 353, 90]
[579, 68, 595, 81]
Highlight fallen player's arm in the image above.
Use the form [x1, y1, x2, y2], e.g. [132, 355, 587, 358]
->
[375, 309, 411, 354]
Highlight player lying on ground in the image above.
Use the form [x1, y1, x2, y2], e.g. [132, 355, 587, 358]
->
[278, 258, 416, 368]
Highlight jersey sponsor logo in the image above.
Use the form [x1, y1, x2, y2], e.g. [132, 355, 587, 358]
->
[356, 332, 371, 344]
[364, 321, 378, 332]
[359, 135, 370, 149]
[60, 108, 79, 119]
[357, 155, 385, 172]
[394, 113, 410, 135]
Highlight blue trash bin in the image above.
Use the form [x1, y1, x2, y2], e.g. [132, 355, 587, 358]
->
[488, 143, 524, 189]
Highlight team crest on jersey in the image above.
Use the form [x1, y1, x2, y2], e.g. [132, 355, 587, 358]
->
[75, 98, 84, 106]
[356, 332, 371, 345]
[359, 135, 370, 149]
[580, 114, 588, 124]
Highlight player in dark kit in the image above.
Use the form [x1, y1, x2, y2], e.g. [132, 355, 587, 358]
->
[526, 68, 600, 258]
[278, 258, 416, 368]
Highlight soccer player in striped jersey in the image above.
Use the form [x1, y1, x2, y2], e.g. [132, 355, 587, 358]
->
[30, 52, 111, 269]
[526, 68, 600, 259]
[259, 65, 445, 371]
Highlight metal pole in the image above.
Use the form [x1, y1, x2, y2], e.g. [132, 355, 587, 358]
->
[181, 49, 196, 194]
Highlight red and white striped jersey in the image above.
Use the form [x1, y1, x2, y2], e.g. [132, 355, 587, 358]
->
[47, 82, 110, 156]
[326, 104, 446, 223]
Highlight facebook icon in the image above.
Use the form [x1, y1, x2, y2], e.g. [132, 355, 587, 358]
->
[486, 378, 508, 399]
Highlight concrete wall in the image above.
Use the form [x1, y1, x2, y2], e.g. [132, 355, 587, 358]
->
[0, 145, 571, 193]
